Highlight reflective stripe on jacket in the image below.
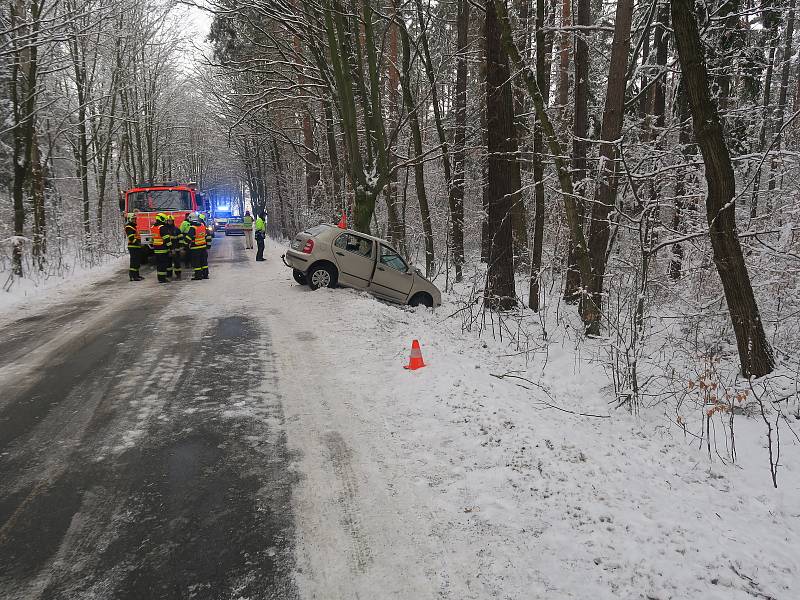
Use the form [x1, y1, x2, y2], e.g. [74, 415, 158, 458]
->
[151, 223, 172, 253]
[125, 224, 140, 248]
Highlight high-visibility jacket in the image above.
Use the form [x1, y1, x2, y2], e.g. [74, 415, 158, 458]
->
[187, 223, 207, 249]
[244, 215, 253, 227]
[254, 217, 265, 233]
[179, 220, 191, 248]
[125, 223, 140, 248]
[151, 223, 172, 253]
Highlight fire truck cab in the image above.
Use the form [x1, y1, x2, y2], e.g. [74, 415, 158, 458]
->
[120, 183, 205, 248]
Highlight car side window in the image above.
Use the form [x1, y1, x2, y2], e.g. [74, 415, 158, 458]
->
[380, 245, 408, 272]
[335, 234, 373, 258]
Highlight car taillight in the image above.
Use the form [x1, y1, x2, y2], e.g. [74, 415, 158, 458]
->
[302, 239, 314, 254]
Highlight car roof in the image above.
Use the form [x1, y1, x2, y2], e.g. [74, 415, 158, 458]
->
[318, 224, 394, 246]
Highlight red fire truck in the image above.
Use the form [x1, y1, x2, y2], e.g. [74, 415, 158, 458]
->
[120, 183, 206, 249]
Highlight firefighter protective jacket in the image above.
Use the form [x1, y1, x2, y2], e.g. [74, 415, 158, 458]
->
[151, 223, 173, 253]
[187, 223, 207, 249]
[125, 223, 141, 248]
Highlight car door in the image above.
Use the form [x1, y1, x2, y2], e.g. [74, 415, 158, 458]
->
[369, 244, 414, 302]
[332, 233, 376, 288]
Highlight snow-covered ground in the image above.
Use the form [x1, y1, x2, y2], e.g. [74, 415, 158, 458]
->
[0, 255, 126, 318]
[6, 237, 799, 599]
[250, 239, 798, 600]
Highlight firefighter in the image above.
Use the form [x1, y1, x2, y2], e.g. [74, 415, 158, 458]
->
[165, 214, 182, 280]
[186, 212, 207, 281]
[151, 212, 173, 283]
[125, 213, 144, 281]
[199, 213, 211, 279]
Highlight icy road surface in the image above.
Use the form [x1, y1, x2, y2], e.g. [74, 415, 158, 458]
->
[1, 235, 798, 600]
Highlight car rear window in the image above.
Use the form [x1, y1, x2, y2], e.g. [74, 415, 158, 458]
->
[304, 225, 330, 236]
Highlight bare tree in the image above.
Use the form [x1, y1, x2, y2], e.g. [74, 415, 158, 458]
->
[671, 0, 775, 377]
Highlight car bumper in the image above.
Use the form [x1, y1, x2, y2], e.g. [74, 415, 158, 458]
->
[282, 249, 310, 271]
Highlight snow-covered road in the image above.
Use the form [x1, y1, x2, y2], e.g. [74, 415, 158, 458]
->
[0, 235, 798, 599]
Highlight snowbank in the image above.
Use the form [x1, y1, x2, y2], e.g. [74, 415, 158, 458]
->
[0, 255, 126, 321]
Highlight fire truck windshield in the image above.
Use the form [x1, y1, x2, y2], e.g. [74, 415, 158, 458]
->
[128, 189, 192, 212]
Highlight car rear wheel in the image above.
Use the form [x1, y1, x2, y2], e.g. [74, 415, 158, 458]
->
[308, 264, 336, 290]
[409, 292, 433, 308]
[292, 269, 307, 285]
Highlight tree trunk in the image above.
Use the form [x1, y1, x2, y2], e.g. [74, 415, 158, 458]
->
[529, 0, 550, 311]
[323, 99, 343, 211]
[481, 80, 491, 263]
[31, 131, 46, 271]
[385, 11, 405, 253]
[651, 3, 669, 136]
[646, 3, 669, 210]
[324, 0, 381, 232]
[293, 35, 321, 209]
[397, 8, 434, 276]
[10, 0, 42, 277]
[768, 0, 795, 197]
[95, 88, 118, 234]
[670, 83, 694, 280]
[582, 0, 634, 335]
[638, 15, 651, 125]
[557, 0, 570, 116]
[564, 0, 590, 302]
[303, 112, 320, 207]
[671, 0, 774, 378]
[750, 36, 778, 218]
[451, 0, 469, 281]
[270, 138, 290, 237]
[484, 0, 518, 310]
[511, 0, 529, 264]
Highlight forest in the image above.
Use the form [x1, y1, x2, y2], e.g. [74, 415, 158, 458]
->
[2, 0, 800, 478]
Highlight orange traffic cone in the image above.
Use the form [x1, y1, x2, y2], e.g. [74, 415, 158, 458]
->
[337, 212, 347, 229]
[404, 339, 426, 370]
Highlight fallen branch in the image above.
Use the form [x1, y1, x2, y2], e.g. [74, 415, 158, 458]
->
[490, 372, 611, 419]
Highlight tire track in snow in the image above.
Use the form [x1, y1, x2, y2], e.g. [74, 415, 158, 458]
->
[323, 431, 373, 574]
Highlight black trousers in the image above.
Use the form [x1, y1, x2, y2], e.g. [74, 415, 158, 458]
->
[155, 251, 171, 282]
[190, 248, 204, 278]
[172, 251, 183, 278]
[128, 247, 142, 280]
[201, 248, 209, 278]
[256, 236, 265, 260]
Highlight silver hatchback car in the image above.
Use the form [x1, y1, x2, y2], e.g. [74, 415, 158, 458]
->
[281, 224, 442, 307]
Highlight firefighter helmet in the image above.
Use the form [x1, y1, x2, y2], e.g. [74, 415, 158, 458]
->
[166, 214, 174, 222]
[187, 211, 199, 222]
[155, 213, 167, 223]
[126, 212, 136, 222]
[199, 213, 206, 222]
